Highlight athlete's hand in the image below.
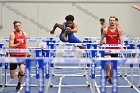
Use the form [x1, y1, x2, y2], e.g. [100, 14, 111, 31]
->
[99, 47, 105, 49]
[50, 30, 55, 34]
[66, 27, 71, 31]
[132, 5, 139, 9]
[19, 40, 24, 44]
[27, 54, 32, 57]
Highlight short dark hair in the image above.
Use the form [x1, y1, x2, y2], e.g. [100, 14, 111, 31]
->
[115, 17, 119, 21]
[65, 15, 74, 21]
[99, 18, 105, 22]
[13, 21, 21, 26]
[109, 16, 115, 21]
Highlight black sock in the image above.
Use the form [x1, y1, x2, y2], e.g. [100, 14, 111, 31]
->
[106, 76, 109, 79]
[16, 82, 21, 91]
[17, 82, 21, 86]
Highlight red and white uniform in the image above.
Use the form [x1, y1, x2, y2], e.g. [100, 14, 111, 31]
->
[106, 26, 120, 49]
[10, 31, 27, 56]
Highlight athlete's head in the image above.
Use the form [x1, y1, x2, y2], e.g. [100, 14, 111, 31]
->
[13, 21, 22, 32]
[65, 15, 74, 27]
[99, 18, 105, 25]
[109, 16, 116, 26]
[115, 17, 119, 27]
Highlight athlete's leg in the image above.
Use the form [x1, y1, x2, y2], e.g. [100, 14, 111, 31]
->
[10, 63, 18, 78]
[105, 55, 113, 84]
[69, 36, 86, 49]
[16, 63, 25, 91]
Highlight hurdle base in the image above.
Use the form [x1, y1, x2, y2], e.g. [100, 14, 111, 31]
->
[52, 74, 85, 77]
[87, 84, 90, 87]
[4, 84, 40, 87]
[0, 85, 2, 87]
[50, 84, 53, 88]
[130, 86, 133, 88]
[124, 75, 127, 77]
[119, 75, 122, 77]
[50, 84, 89, 87]
[138, 86, 140, 88]
[52, 74, 55, 76]
[97, 85, 132, 88]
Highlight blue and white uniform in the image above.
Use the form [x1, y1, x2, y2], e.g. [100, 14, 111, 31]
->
[59, 22, 82, 43]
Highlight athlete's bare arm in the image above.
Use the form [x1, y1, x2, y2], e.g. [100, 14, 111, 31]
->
[132, 5, 140, 11]
[23, 32, 27, 48]
[100, 28, 107, 44]
[50, 23, 64, 34]
[118, 28, 123, 45]
[23, 32, 31, 57]
[67, 24, 78, 33]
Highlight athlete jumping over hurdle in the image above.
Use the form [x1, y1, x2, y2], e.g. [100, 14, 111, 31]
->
[9, 21, 31, 92]
[50, 15, 85, 49]
[100, 16, 123, 84]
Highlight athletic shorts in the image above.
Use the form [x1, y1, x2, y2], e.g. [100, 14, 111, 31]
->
[105, 53, 118, 57]
[10, 56, 26, 70]
[60, 34, 82, 43]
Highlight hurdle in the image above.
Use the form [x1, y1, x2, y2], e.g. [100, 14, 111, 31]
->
[0, 53, 94, 93]
[1, 48, 140, 93]
[92, 43, 140, 88]
[0, 43, 5, 91]
[0, 57, 46, 93]
[2, 49, 117, 93]
[30, 50, 140, 93]
[0, 37, 55, 43]
[46, 43, 139, 92]
[0, 37, 57, 88]
[35, 47, 109, 93]
[83, 42, 140, 93]
[137, 44, 140, 88]
[93, 57, 140, 93]
[35, 48, 89, 84]
[0, 36, 140, 93]
[94, 49, 140, 93]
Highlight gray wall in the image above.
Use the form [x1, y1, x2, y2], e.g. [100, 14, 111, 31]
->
[0, 0, 140, 43]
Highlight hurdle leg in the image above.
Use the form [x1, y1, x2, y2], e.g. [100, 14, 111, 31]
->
[138, 64, 140, 88]
[25, 59, 31, 93]
[130, 63, 134, 88]
[38, 59, 44, 93]
[0, 64, 2, 87]
[124, 60, 128, 77]
[85, 64, 91, 86]
[44, 78, 51, 93]
[100, 68, 106, 93]
[0, 64, 4, 91]
[90, 79, 95, 93]
[100, 61, 106, 93]
[51, 63, 55, 76]
[90, 62, 96, 93]
[119, 62, 123, 77]
[83, 63, 88, 76]
[44, 60, 51, 92]
[112, 61, 118, 93]
[49, 65, 54, 87]
[4, 63, 8, 86]
[118, 54, 123, 77]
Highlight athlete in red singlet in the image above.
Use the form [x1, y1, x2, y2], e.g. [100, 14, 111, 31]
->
[100, 16, 123, 84]
[106, 25, 120, 49]
[9, 21, 30, 92]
